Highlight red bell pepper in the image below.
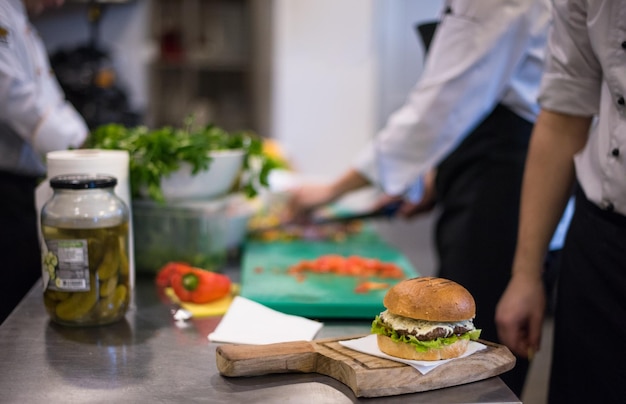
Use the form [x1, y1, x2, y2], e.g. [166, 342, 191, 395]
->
[155, 262, 192, 288]
[169, 267, 231, 304]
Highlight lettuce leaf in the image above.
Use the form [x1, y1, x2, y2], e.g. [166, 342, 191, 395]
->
[371, 316, 481, 353]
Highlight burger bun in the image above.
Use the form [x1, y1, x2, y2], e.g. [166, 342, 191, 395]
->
[383, 277, 475, 322]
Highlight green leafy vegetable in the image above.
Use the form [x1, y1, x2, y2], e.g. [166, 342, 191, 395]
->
[371, 315, 481, 352]
[86, 119, 281, 202]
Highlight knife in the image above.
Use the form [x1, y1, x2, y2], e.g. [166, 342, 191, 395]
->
[248, 199, 403, 235]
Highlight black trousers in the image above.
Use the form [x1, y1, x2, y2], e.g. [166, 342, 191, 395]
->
[434, 104, 531, 397]
[548, 188, 626, 403]
[0, 171, 42, 324]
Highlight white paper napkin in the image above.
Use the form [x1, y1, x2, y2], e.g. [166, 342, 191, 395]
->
[208, 296, 323, 345]
[339, 334, 487, 375]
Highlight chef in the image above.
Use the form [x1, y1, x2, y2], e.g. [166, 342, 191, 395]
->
[496, 0, 626, 402]
[286, 0, 570, 396]
[0, 0, 88, 324]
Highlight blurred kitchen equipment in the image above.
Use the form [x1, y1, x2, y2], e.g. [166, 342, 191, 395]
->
[132, 198, 229, 274]
[49, 0, 141, 129]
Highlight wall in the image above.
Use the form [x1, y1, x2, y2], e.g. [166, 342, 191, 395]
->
[271, 0, 442, 182]
[270, 0, 377, 180]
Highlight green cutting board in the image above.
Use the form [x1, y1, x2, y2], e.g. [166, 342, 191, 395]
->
[240, 237, 419, 319]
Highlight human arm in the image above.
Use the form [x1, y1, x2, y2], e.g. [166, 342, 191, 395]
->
[0, 7, 87, 155]
[291, 1, 547, 218]
[397, 169, 437, 218]
[355, 0, 550, 195]
[370, 169, 437, 218]
[286, 168, 371, 220]
[495, 109, 592, 358]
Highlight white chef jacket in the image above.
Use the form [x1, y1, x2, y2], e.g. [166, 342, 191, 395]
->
[0, 0, 87, 177]
[354, 0, 551, 197]
[539, 0, 626, 217]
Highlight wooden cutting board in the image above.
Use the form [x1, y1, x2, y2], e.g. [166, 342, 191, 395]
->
[216, 335, 516, 398]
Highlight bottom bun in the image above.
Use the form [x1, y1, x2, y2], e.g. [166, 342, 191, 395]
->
[376, 334, 470, 361]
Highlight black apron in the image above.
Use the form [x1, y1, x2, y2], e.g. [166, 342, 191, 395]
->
[434, 103, 532, 396]
[548, 187, 626, 403]
[0, 171, 42, 324]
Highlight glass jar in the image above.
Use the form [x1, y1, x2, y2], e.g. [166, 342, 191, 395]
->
[41, 174, 130, 326]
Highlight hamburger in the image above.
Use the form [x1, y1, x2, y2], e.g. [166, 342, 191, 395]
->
[371, 277, 481, 361]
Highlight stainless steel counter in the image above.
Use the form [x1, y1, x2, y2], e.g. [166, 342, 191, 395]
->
[0, 273, 520, 403]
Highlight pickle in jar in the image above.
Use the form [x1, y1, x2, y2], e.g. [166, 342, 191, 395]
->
[42, 222, 130, 325]
[96, 234, 120, 280]
[96, 284, 128, 321]
[55, 276, 98, 322]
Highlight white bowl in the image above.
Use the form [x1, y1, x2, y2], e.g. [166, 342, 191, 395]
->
[160, 149, 245, 201]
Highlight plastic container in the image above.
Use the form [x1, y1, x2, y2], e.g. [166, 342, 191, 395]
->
[41, 174, 130, 326]
[132, 198, 228, 273]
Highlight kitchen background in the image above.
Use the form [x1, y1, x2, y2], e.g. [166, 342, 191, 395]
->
[32, 0, 443, 275]
[30, 1, 551, 402]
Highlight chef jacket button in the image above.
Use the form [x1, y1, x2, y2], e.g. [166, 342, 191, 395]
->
[605, 201, 615, 212]
[622, 41, 626, 50]
[619, 96, 626, 106]
[612, 148, 620, 157]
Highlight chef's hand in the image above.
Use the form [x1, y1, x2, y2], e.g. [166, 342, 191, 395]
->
[286, 183, 337, 223]
[400, 169, 437, 218]
[495, 268, 546, 359]
[370, 169, 437, 218]
[286, 169, 372, 223]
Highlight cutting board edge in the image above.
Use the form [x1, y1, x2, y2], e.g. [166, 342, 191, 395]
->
[236, 298, 384, 319]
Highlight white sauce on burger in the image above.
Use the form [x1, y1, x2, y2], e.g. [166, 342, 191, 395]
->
[379, 310, 475, 338]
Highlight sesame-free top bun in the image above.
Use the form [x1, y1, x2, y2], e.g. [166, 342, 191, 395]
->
[383, 277, 475, 322]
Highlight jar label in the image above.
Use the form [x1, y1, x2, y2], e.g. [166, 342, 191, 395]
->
[43, 239, 90, 292]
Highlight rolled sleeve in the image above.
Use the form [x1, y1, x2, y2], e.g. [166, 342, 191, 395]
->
[352, 140, 379, 184]
[539, 73, 600, 116]
[538, 0, 601, 116]
[32, 102, 87, 154]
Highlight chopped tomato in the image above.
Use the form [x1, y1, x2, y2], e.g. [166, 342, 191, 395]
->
[287, 255, 405, 279]
[354, 281, 390, 294]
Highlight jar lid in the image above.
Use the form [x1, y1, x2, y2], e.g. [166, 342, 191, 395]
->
[49, 174, 117, 190]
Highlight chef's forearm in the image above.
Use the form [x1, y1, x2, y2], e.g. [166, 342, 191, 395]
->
[512, 109, 592, 278]
[329, 168, 372, 201]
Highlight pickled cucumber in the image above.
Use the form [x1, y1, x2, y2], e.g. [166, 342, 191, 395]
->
[42, 222, 130, 325]
[99, 274, 118, 297]
[96, 235, 120, 280]
[96, 284, 128, 320]
[118, 235, 130, 277]
[55, 276, 98, 321]
[88, 237, 105, 270]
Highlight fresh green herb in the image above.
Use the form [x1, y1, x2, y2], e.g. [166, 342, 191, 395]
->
[86, 120, 280, 202]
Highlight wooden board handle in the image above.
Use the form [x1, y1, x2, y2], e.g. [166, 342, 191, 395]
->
[216, 340, 318, 377]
